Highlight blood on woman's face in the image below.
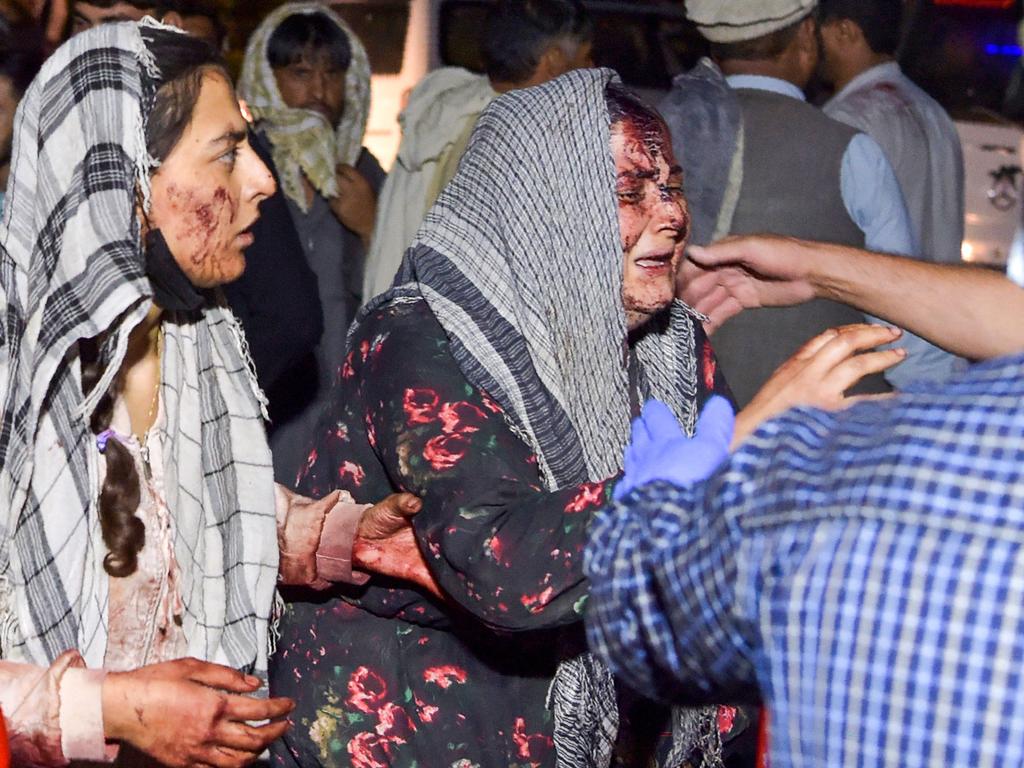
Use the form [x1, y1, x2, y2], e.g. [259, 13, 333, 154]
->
[147, 71, 276, 288]
[612, 114, 689, 331]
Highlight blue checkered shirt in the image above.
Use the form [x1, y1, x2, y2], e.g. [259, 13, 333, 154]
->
[585, 353, 1024, 767]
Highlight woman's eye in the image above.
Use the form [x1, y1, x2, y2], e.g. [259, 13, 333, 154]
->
[617, 189, 642, 203]
[219, 147, 239, 168]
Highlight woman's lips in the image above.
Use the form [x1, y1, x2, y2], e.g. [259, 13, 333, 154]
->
[234, 231, 255, 249]
[634, 252, 673, 274]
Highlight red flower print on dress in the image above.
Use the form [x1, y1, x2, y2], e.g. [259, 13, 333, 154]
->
[564, 482, 606, 514]
[413, 694, 439, 723]
[341, 350, 356, 380]
[438, 401, 487, 435]
[480, 392, 504, 415]
[717, 705, 737, 734]
[513, 717, 554, 766]
[403, 388, 440, 426]
[365, 414, 378, 449]
[375, 702, 417, 740]
[339, 461, 366, 487]
[370, 333, 388, 361]
[359, 339, 371, 362]
[486, 535, 507, 566]
[423, 433, 469, 471]
[520, 586, 555, 614]
[423, 665, 468, 689]
[347, 732, 392, 768]
[702, 340, 717, 392]
[347, 666, 388, 714]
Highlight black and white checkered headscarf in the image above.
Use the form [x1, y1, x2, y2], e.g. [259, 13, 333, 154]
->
[366, 68, 720, 768]
[0, 21, 279, 678]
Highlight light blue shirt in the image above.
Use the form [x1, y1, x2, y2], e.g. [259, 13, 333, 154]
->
[726, 75, 964, 386]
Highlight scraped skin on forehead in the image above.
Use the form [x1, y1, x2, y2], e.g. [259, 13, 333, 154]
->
[613, 106, 690, 331]
[147, 70, 276, 288]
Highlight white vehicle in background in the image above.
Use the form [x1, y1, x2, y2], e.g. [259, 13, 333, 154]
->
[902, 0, 1023, 273]
[326, 0, 701, 169]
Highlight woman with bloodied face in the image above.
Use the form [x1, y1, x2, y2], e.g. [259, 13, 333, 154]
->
[268, 70, 904, 767]
[0, 20, 427, 768]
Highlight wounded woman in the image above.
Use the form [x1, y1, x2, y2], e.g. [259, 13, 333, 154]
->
[271, 69, 904, 767]
[0, 20, 420, 767]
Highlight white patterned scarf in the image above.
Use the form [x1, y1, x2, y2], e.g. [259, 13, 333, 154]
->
[238, 1, 370, 212]
[362, 68, 720, 768]
[0, 21, 279, 679]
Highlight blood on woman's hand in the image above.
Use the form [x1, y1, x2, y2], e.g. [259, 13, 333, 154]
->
[101, 658, 294, 768]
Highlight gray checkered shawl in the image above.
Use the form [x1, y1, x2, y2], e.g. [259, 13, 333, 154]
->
[366, 68, 717, 768]
[0, 22, 279, 677]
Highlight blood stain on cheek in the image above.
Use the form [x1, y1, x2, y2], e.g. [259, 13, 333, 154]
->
[166, 185, 237, 272]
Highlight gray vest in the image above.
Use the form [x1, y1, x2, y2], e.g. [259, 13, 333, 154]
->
[711, 88, 890, 406]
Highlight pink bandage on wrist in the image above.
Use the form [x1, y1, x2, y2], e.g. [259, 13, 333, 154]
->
[316, 500, 372, 585]
[59, 668, 117, 763]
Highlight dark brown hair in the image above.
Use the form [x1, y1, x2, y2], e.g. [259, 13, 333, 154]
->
[818, 0, 902, 56]
[83, 27, 226, 577]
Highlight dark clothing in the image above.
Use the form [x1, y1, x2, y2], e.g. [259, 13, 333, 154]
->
[222, 130, 323, 393]
[662, 67, 891, 407]
[729, 89, 863, 245]
[268, 147, 385, 488]
[269, 298, 732, 767]
[712, 89, 888, 406]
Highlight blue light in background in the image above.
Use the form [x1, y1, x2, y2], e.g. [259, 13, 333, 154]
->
[985, 43, 1023, 56]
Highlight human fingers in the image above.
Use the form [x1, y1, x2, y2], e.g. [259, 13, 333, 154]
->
[789, 327, 841, 362]
[373, 492, 423, 520]
[703, 294, 745, 335]
[799, 324, 901, 375]
[222, 693, 295, 723]
[690, 235, 796, 273]
[676, 259, 719, 301]
[213, 719, 291, 753]
[181, 659, 262, 693]
[193, 745, 263, 768]
[397, 492, 423, 516]
[823, 348, 907, 396]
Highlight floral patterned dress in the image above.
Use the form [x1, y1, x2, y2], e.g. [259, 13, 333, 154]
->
[270, 298, 732, 768]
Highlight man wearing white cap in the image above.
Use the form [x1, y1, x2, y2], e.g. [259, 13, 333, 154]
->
[661, 0, 959, 407]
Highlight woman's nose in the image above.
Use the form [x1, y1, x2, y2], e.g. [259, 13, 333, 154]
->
[244, 147, 276, 202]
[655, 190, 688, 233]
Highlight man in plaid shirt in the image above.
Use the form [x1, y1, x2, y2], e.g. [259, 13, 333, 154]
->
[586, 346, 1024, 766]
[586, 231, 1024, 765]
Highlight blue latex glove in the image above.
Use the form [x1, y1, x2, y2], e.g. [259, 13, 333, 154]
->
[614, 395, 735, 501]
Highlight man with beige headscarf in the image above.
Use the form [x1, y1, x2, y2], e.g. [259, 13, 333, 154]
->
[662, 0, 961, 408]
[239, 2, 385, 485]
